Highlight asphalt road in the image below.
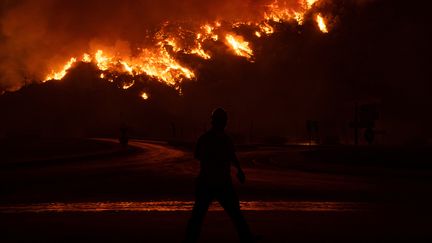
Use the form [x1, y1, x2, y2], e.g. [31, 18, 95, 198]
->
[1, 139, 432, 242]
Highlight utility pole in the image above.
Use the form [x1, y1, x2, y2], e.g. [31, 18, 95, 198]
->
[350, 102, 360, 146]
[249, 120, 254, 144]
[354, 102, 359, 145]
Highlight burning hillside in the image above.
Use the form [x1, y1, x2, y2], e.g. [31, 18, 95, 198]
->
[1, 0, 331, 97]
[0, 0, 430, 144]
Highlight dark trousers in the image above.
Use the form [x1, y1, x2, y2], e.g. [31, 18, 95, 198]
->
[184, 180, 253, 243]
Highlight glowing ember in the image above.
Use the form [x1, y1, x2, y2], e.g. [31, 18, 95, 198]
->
[316, 14, 328, 33]
[45, 57, 77, 81]
[141, 92, 149, 100]
[122, 81, 135, 90]
[225, 34, 254, 60]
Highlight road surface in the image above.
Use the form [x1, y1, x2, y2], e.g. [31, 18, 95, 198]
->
[1, 139, 432, 242]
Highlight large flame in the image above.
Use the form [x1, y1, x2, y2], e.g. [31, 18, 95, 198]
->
[306, 0, 319, 8]
[190, 43, 212, 60]
[94, 50, 113, 71]
[264, 0, 318, 24]
[45, 57, 77, 81]
[316, 14, 329, 33]
[225, 34, 254, 60]
[48, 47, 196, 89]
[43, 0, 331, 97]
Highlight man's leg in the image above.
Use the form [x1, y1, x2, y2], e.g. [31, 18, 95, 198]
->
[218, 186, 254, 243]
[184, 183, 212, 243]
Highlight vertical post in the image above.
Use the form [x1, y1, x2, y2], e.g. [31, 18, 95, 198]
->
[309, 131, 312, 146]
[249, 120, 254, 144]
[171, 122, 176, 139]
[354, 103, 359, 145]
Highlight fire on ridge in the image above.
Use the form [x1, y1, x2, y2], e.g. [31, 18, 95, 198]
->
[44, 0, 329, 98]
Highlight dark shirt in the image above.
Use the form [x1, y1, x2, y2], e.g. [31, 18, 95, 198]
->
[195, 129, 237, 185]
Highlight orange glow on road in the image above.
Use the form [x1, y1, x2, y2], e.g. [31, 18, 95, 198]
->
[0, 201, 371, 213]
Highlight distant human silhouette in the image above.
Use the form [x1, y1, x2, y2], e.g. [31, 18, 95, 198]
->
[119, 123, 129, 148]
[184, 108, 253, 243]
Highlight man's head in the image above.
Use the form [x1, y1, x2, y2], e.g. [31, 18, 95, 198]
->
[211, 108, 228, 130]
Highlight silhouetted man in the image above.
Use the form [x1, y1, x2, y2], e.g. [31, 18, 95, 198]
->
[184, 108, 253, 243]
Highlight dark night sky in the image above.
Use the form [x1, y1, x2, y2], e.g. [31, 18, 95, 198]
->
[0, 0, 430, 145]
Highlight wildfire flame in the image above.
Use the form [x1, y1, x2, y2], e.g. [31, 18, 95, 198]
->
[190, 43, 211, 60]
[141, 92, 149, 100]
[43, 0, 331, 98]
[134, 47, 195, 86]
[95, 50, 112, 71]
[225, 34, 254, 60]
[122, 80, 135, 90]
[82, 53, 92, 63]
[120, 61, 134, 75]
[47, 46, 195, 89]
[45, 57, 77, 81]
[255, 22, 275, 37]
[316, 14, 328, 33]
[306, 0, 319, 8]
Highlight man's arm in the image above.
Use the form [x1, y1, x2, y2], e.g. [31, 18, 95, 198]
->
[231, 152, 242, 171]
[233, 152, 246, 184]
[228, 138, 246, 184]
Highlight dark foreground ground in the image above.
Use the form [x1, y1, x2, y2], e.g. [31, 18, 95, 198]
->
[1, 138, 432, 242]
[2, 209, 431, 243]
